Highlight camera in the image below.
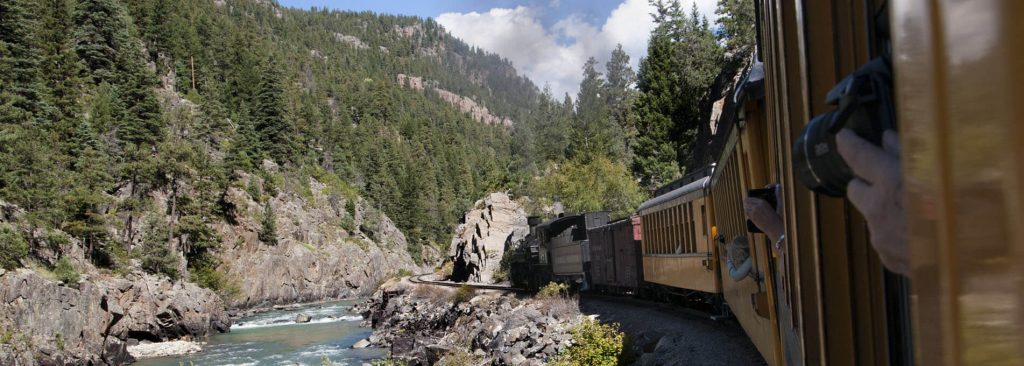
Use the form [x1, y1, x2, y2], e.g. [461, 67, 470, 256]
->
[793, 57, 897, 197]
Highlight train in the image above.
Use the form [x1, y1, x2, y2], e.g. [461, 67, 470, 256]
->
[508, 0, 1024, 365]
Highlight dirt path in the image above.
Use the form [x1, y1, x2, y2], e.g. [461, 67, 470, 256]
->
[580, 294, 766, 366]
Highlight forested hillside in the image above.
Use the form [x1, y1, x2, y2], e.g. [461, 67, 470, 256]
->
[0, 0, 548, 282]
[0, 0, 753, 289]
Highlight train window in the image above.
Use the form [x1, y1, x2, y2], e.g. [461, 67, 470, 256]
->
[701, 204, 707, 236]
[675, 205, 682, 254]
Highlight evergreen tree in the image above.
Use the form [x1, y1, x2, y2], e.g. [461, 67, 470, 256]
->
[39, 0, 86, 128]
[115, 43, 164, 147]
[259, 202, 278, 245]
[633, 1, 723, 189]
[571, 57, 623, 161]
[73, 0, 126, 83]
[716, 0, 757, 62]
[633, 15, 682, 190]
[604, 44, 638, 162]
[252, 57, 294, 164]
[0, 0, 46, 124]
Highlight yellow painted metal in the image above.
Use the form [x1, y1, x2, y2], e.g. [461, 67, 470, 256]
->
[893, 0, 1024, 364]
[642, 255, 721, 294]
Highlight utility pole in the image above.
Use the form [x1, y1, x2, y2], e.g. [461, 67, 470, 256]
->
[190, 55, 196, 90]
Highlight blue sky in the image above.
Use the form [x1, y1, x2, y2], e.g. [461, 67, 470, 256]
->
[276, 0, 719, 96]
[276, 1, 624, 33]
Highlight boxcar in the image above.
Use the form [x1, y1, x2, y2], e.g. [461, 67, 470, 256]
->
[586, 218, 643, 295]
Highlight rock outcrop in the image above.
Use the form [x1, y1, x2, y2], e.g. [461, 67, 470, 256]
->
[448, 193, 528, 283]
[215, 169, 428, 310]
[396, 74, 514, 127]
[353, 280, 583, 365]
[0, 269, 229, 365]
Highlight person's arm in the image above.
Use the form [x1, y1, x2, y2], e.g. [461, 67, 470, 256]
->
[727, 256, 753, 281]
[745, 197, 785, 253]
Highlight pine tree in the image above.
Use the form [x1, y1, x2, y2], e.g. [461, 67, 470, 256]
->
[73, 0, 126, 83]
[39, 0, 85, 127]
[259, 202, 278, 245]
[604, 44, 638, 162]
[0, 0, 46, 125]
[115, 43, 164, 147]
[571, 57, 623, 162]
[633, 1, 723, 189]
[633, 16, 682, 190]
[253, 56, 294, 164]
[716, 0, 757, 62]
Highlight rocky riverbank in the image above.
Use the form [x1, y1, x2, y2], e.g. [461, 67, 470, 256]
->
[0, 269, 229, 365]
[352, 279, 584, 365]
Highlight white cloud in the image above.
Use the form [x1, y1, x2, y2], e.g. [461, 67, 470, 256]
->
[436, 0, 718, 98]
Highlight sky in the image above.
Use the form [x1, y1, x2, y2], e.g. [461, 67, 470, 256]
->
[277, 0, 720, 97]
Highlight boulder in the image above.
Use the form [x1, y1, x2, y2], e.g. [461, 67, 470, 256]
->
[0, 270, 229, 364]
[352, 339, 371, 349]
[295, 313, 311, 323]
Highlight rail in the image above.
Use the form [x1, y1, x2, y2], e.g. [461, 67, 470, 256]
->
[408, 274, 528, 293]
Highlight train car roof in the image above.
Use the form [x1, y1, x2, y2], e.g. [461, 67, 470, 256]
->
[587, 217, 632, 231]
[637, 176, 710, 212]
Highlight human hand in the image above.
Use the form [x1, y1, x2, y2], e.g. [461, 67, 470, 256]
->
[744, 197, 784, 251]
[836, 129, 909, 276]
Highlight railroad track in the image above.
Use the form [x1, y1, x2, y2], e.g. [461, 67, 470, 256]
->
[408, 274, 528, 292]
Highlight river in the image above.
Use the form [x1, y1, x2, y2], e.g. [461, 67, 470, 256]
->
[133, 299, 384, 366]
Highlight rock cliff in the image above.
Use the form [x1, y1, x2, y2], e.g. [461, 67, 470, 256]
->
[0, 269, 228, 365]
[447, 193, 528, 283]
[215, 168, 428, 310]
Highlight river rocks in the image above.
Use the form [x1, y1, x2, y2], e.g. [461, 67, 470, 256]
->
[358, 281, 583, 365]
[127, 340, 202, 359]
[0, 269, 229, 365]
[214, 171, 430, 309]
[352, 339, 371, 349]
[295, 313, 311, 323]
[448, 193, 528, 283]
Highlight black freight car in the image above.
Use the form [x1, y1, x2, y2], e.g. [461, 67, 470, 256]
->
[586, 217, 643, 295]
[508, 212, 609, 291]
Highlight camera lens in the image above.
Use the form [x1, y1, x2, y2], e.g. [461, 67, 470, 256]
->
[793, 112, 854, 197]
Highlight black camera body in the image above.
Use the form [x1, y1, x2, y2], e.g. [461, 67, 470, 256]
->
[793, 57, 897, 197]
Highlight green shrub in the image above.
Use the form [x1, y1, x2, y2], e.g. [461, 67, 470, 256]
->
[538, 282, 568, 299]
[396, 268, 413, 277]
[492, 270, 508, 283]
[437, 348, 480, 366]
[370, 354, 408, 366]
[436, 261, 454, 280]
[552, 319, 625, 366]
[139, 223, 180, 279]
[0, 224, 28, 270]
[54, 257, 80, 284]
[189, 254, 242, 300]
[449, 284, 475, 304]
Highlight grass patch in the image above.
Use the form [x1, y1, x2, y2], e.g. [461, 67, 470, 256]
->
[449, 284, 476, 304]
[437, 348, 481, 366]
